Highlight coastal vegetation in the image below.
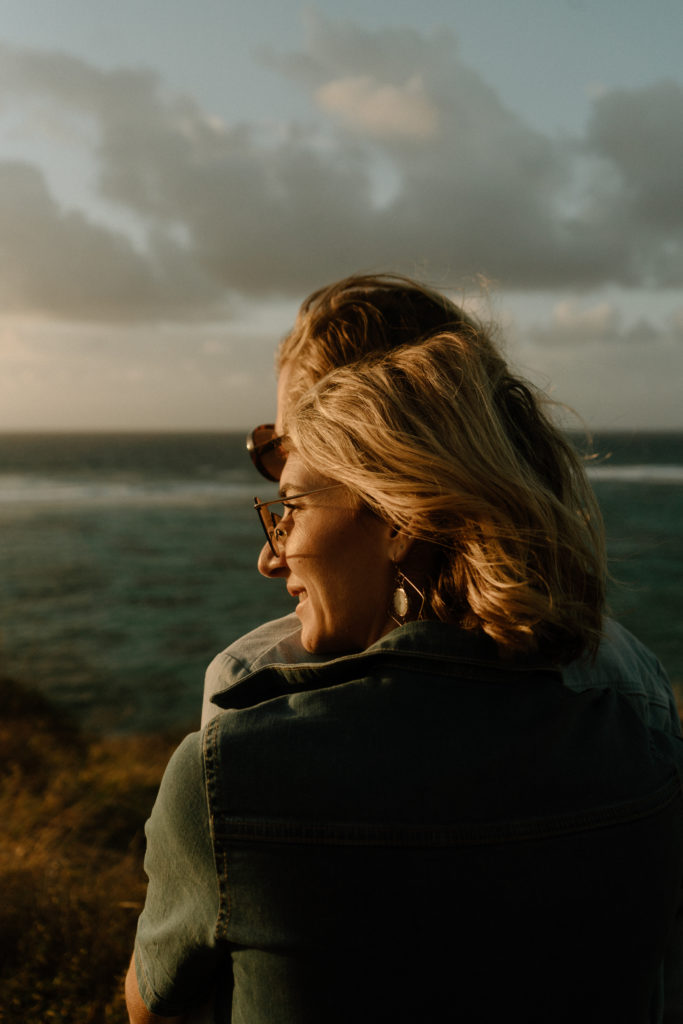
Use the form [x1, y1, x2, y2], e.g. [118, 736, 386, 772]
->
[0, 674, 183, 1023]
[2, 671, 681, 1021]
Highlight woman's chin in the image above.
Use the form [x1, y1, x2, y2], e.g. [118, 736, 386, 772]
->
[298, 621, 328, 654]
[299, 625, 364, 657]
[296, 603, 375, 655]
[300, 635, 320, 654]
[296, 607, 320, 653]
[297, 616, 335, 655]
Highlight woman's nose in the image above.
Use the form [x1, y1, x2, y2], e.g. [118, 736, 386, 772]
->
[257, 539, 288, 578]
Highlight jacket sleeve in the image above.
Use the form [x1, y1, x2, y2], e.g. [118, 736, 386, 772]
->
[663, 894, 683, 1023]
[134, 731, 223, 1017]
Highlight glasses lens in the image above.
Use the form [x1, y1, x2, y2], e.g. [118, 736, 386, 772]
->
[259, 441, 286, 483]
[249, 424, 276, 447]
[256, 500, 284, 555]
[247, 424, 286, 482]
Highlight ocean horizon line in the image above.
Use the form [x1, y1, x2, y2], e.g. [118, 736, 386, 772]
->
[1, 426, 683, 436]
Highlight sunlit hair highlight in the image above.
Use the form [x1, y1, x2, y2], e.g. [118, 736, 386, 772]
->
[286, 329, 606, 663]
[277, 273, 478, 410]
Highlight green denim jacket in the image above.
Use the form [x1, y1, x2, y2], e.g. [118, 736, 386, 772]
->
[136, 621, 683, 1022]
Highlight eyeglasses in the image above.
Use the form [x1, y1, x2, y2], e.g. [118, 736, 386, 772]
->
[246, 424, 286, 482]
[254, 486, 339, 556]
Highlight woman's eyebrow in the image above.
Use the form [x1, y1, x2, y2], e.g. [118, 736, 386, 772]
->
[278, 483, 303, 499]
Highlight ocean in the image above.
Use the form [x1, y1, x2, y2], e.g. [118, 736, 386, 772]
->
[1, 431, 682, 734]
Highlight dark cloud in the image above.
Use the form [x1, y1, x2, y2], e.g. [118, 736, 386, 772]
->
[269, 16, 682, 289]
[0, 160, 226, 320]
[524, 302, 683, 350]
[582, 81, 683, 286]
[586, 81, 683, 229]
[0, 22, 682, 322]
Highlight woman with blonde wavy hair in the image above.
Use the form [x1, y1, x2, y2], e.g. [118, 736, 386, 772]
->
[281, 332, 605, 665]
[128, 277, 683, 1024]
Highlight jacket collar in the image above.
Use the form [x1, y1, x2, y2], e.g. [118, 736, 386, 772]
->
[211, 620, 560, 712]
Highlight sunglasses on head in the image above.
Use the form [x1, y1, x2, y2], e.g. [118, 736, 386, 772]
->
[246, 423, 287, 482]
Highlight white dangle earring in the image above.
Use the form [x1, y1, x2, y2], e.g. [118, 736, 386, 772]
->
[392, 572, 410, 621]
[390, 566, 425, 627]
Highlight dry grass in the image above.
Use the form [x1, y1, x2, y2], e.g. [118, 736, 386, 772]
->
[0, 676, 183, 1023]
[3, 674, 681, 1022]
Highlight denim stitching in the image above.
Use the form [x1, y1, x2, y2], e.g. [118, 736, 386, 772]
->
[213, 773, 681, 848]
[204, 717, 232, 935]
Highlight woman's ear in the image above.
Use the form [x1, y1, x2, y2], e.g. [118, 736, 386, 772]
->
[387, 527, 415, 565]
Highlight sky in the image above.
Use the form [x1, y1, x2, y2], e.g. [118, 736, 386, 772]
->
[1, 0, 682, 431]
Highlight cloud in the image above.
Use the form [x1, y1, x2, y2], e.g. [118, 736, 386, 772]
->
[586, 82, 683, 229]
[548, 300, 622, 340]
[672, 307, 683, 339]
[270, 15, 683, 290]
[579, 81, 683, 287]
[0, 319, 279, 429]
[0, 42, 382, 312]
[315, 74, 438, 140]
[508, 302, 683, 430]
[521, 299, 683, 352]
[0, 160, 226, 320]
[0, 20, 682, 323]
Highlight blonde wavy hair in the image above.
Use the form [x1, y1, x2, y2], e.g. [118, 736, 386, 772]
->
[277, 273, 478, 411]
[286, 329, 606, 663]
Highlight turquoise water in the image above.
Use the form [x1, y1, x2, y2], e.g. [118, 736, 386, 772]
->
[0, 432, 681, 733]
